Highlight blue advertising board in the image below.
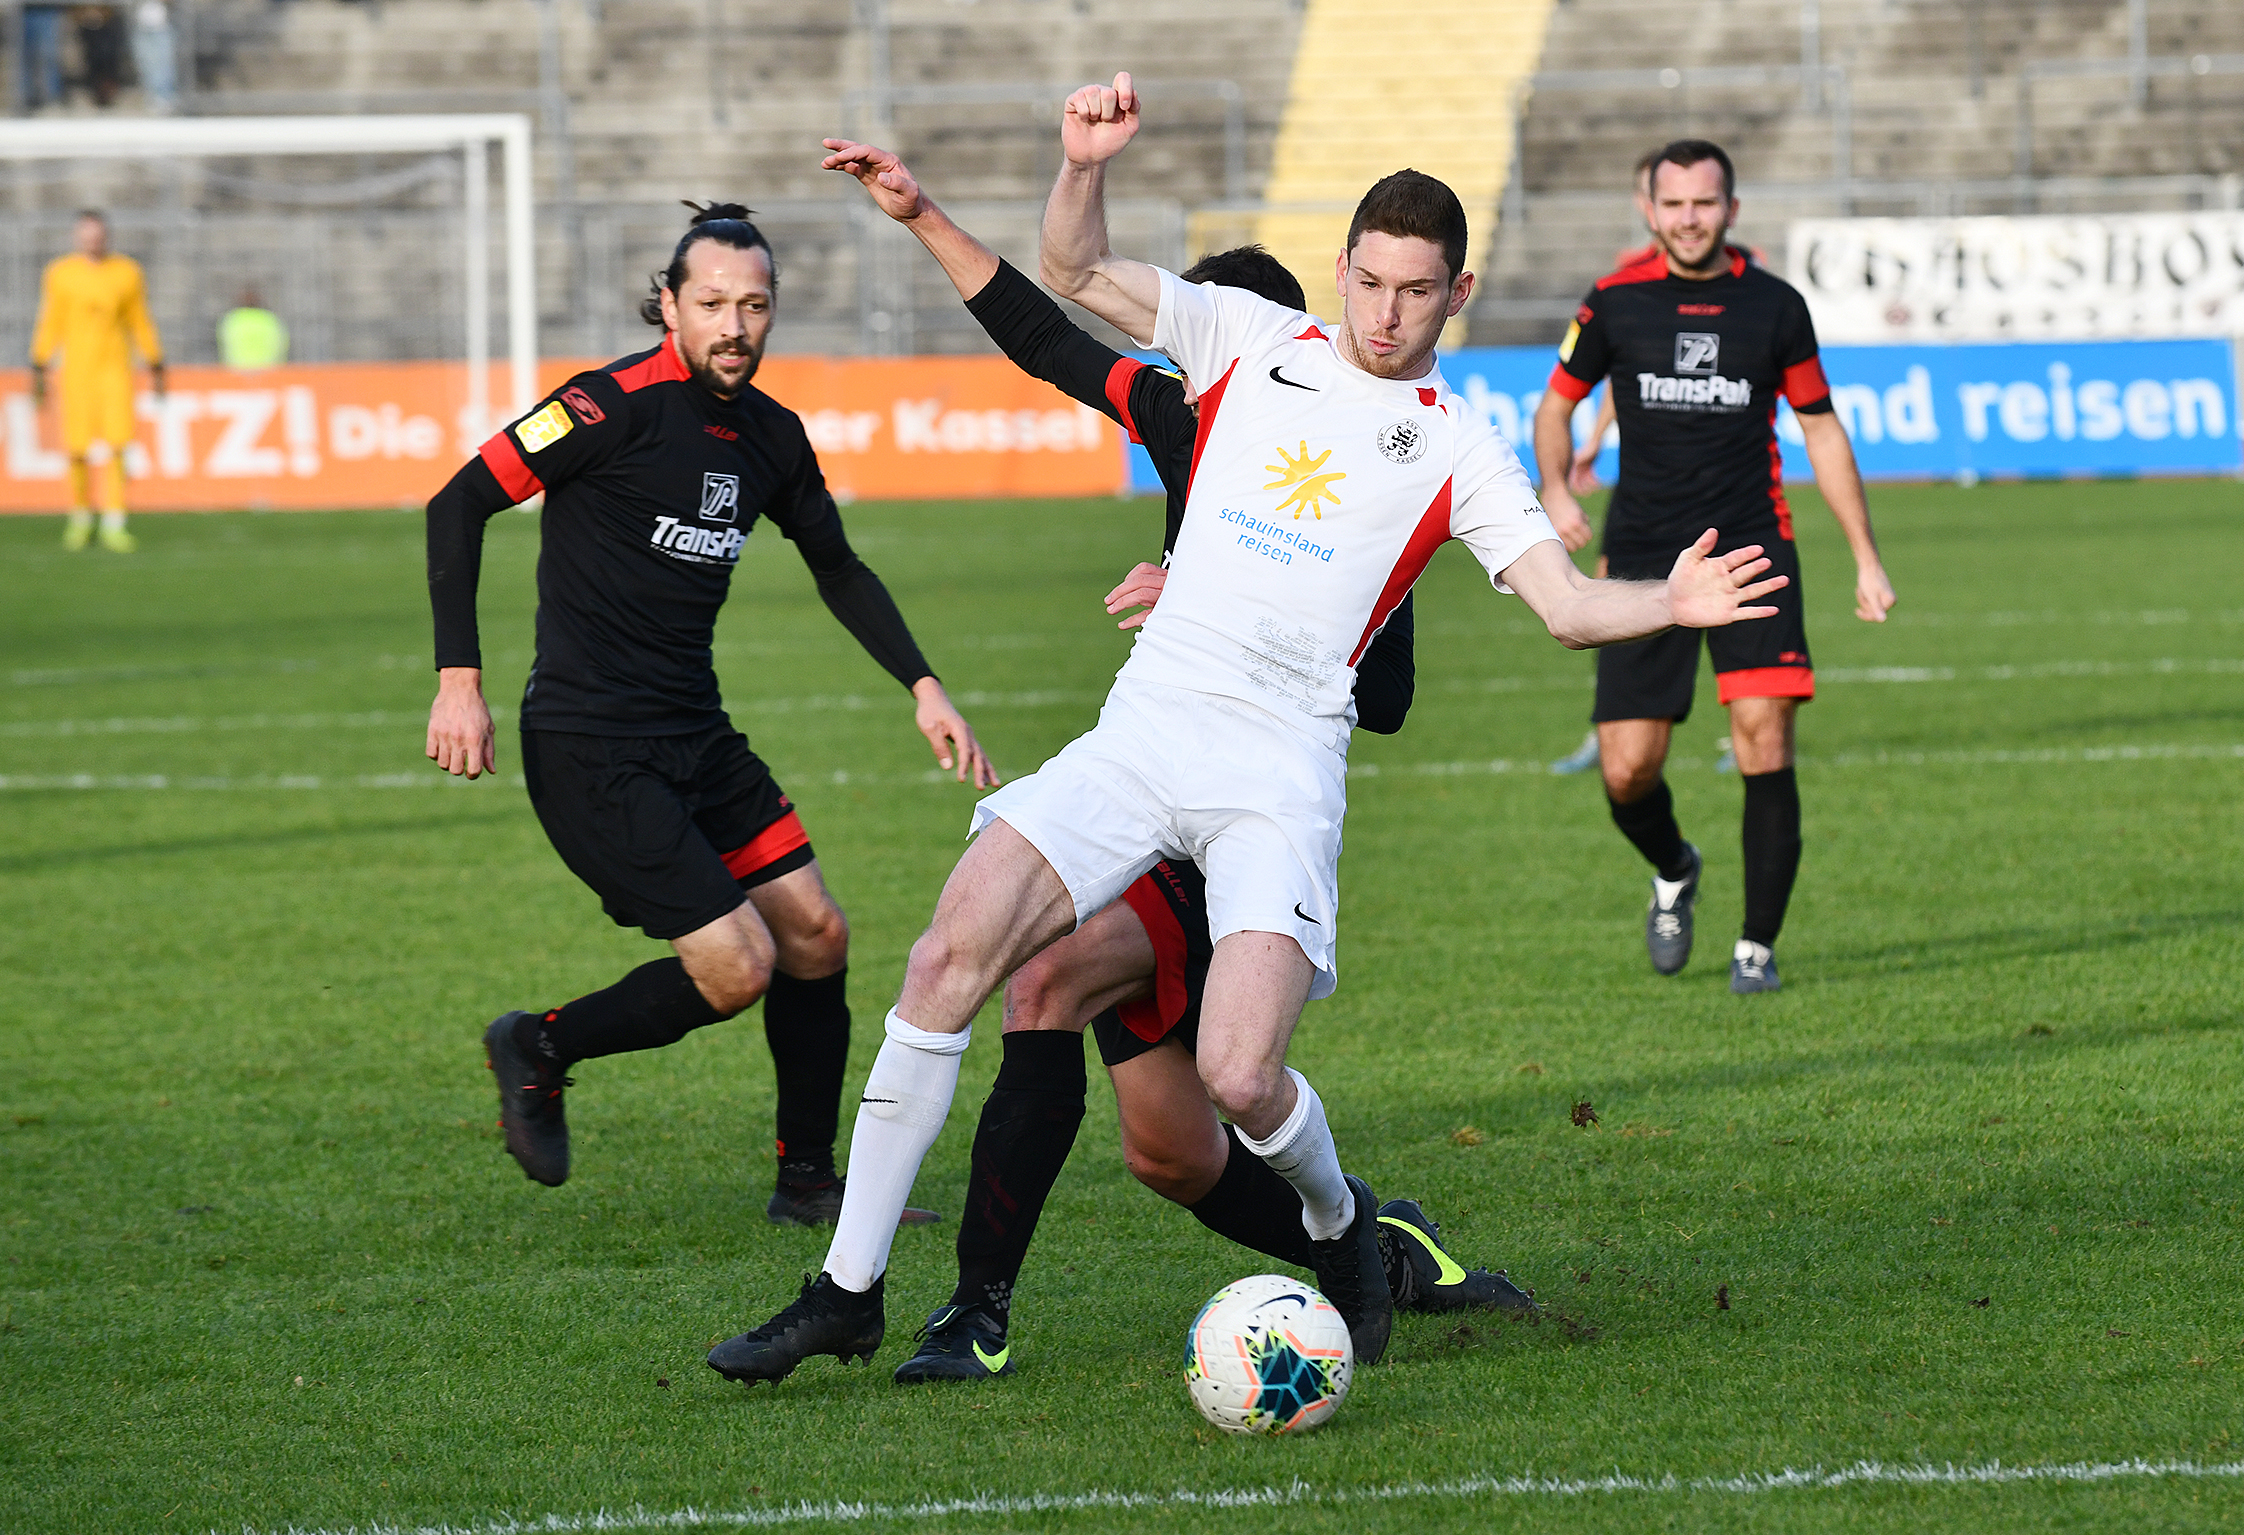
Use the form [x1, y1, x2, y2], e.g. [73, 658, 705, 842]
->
[1129, 336, 2241, 490]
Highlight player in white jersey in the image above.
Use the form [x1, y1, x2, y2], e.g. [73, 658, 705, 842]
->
[706, 72, 1786, 1386]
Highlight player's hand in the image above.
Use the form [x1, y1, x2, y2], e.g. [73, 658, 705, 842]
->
[1539, 484, 1594, 554]
[1061, 72, 1141, 167]
[820, 140, 925, 222]
[427, 667, 497, 779]
[1565, 455, 1602, 498]
[1103, 561, 1167, 630]
[149, 362, 167, 401]
[1666, 528, 1787, 628]
[29, 365, 46, 408]
[912, 676, 1000, 788]
[1854, 558, 1896, 623]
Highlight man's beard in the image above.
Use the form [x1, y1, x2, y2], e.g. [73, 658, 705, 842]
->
[1658, 217, 1731, 274]
[684, 337, 761, 396]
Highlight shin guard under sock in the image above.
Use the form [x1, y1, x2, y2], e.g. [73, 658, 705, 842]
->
[764, 968, 852, 1180]
[1741, 765, 1803, 947]
[1234, 1069, 1353, 1241]
[823, 1011, 970, 1292]
[1609, 779, 1692, 882]
[949, 1030, 1087, 1320]
[518, 958, 724, 1069]
[1187, 1124, 1315, 1269]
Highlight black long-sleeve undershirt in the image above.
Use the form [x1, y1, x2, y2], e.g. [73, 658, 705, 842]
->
[963, 260, 1415, 734]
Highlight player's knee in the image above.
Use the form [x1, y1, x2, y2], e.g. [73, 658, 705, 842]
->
[1200, 1057, 1283, 1128]
[1000, 951, 1078, 1032]
[795, 902, 850, 975]
[696, 948, 773, 1017]
[903, 922, 972, 995]
[1602, 756, 1663, 803]
[1123, 1138, 1203, 1202]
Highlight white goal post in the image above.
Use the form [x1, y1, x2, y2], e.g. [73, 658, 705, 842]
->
[0, 114, 538, 426]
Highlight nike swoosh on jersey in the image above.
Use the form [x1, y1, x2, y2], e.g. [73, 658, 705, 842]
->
[1293, 901, 1320, 925]
[860, 1097, 898, 1105]
[1378, 1215, 1468, 1286]
[972, 1340, 1010, 1372]
[1269, 365, 1318, 391]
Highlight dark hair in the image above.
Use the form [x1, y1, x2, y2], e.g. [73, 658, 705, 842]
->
[1179, 244, 1306, 311]
[641, 201, 775, 327]
[75, 208, 105, 224]
[1651, 139, 1736, 200]
[1345, 169, 1467, 282]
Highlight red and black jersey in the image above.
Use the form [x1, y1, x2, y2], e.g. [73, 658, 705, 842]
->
[427, 338, 931, 736]
[1548, 248, 1833, 571]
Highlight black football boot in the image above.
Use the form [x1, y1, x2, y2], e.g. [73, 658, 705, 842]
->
[1377, 1198, 1538, 1314]
[483, 1011, 569, 1187]
[707, 1271, 885, 1383]
[1308, 1174, 1394, 1366]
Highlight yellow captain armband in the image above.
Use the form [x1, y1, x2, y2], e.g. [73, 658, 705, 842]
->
[1558, 320, 1581, 363]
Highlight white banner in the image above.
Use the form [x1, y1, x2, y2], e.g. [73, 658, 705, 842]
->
[1789, 213, 2244, 342]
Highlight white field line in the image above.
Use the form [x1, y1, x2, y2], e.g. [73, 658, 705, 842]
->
[214, 1456, 2244, 1535]
[5, 743, 2243, 794]
[5, 659, 2234, 741]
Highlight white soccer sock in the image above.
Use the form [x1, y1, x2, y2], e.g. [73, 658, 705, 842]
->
[822, 1009, 971, 1293]
[1235, 1068, 1355, 1242]
[99, 511, 127, 533]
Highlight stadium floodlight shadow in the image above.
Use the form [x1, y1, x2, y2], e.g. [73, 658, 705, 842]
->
[0, 807, 518, 876]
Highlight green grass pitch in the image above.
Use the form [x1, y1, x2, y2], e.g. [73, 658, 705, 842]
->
[2, 480, 2241, 1534]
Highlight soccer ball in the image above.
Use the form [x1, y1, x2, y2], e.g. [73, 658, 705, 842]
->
[1183, 1273, 1352, 1434]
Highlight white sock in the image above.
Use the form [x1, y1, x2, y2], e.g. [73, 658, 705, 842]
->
[1235, 1067, 1354, 1242]
[100, 511, 127, 533]
[65, 510, 92, 531]
[822, 1009, 971, 1292]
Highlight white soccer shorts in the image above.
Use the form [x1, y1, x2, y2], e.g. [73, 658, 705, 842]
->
[968, 677, 1346, 998]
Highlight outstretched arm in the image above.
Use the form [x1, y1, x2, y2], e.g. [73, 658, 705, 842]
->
[821, 139, 1000, 302]
[1500, 531, 1788, 650]
[1038, 72, 1163, 344]
[1796, 409, 1896, 622]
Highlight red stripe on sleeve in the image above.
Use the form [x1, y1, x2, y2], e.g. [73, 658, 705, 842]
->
[1782, 356, 1830, 408]
[479, 430, 543, 503]
[1546, 364, 1594, 403]
[1104, 356, 1147, 444]
[1348, 478, 1452, 666]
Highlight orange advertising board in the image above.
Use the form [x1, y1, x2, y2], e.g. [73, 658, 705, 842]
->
[0, 353, 1127, 513]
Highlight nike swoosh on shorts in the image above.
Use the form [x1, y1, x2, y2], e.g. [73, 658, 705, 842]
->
[1293, 902, 1320, 925]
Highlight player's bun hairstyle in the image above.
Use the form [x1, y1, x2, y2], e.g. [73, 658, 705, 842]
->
[1345, 170, 1467, 283]
[1179, 245, 1306, 312]
[641, 201, 776, 327]
[1651, 139, 1736, 200]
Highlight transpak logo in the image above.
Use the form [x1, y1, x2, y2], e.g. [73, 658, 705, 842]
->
[1264, 440, 1346, 520]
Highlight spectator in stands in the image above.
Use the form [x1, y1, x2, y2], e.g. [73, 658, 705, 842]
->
[75, 5, 126, 107]
[130, 0, 175, 113]
[21, 5, 67, 108]
[219, 288, 289, 370]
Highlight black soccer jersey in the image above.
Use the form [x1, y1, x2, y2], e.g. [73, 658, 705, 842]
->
[1549, 249, 1834, 571]
[427, 340, 932, 736]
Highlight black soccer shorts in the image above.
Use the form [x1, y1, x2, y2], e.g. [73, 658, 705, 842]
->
[1089, 857, 1212, 1069]
[519, 724, 817, 941]
[1592, 537, 1814, 727]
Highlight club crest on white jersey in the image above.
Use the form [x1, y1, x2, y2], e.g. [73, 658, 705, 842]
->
[700, 471, 741, 524]
[1376, 419, 1428, 465]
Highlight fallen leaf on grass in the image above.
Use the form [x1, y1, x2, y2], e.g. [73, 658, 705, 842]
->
[1571, 1101, 1599, 1129]
[1973, 1297, 1990, 1308]
[1621, 1123, 1672, 1139]
[656, 1378, 669, 1388]
[1931, 1218, 1953, 1226]
[1450, 1125, 1484, 1147]
[1514, 1062, 1545, 1075]
[1716, 1285, 1730, 1311]
[2107, 1330, 2130, 1338]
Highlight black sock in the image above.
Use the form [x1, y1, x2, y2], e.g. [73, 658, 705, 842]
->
[950, 1030, 1087, 1323]
[518, 957, 724, 1069]
[764, 968, 851, 1183]
[1609, 779, 1692, 881]
[1186, 1126, 1315, 1269]
[1740, 766, 1802, 947]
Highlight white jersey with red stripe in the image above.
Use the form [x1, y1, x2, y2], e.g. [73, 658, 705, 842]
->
[1118, 269, 1558, 741]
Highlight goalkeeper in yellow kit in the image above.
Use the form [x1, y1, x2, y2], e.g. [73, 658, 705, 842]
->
[31, 210, 165, 552]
